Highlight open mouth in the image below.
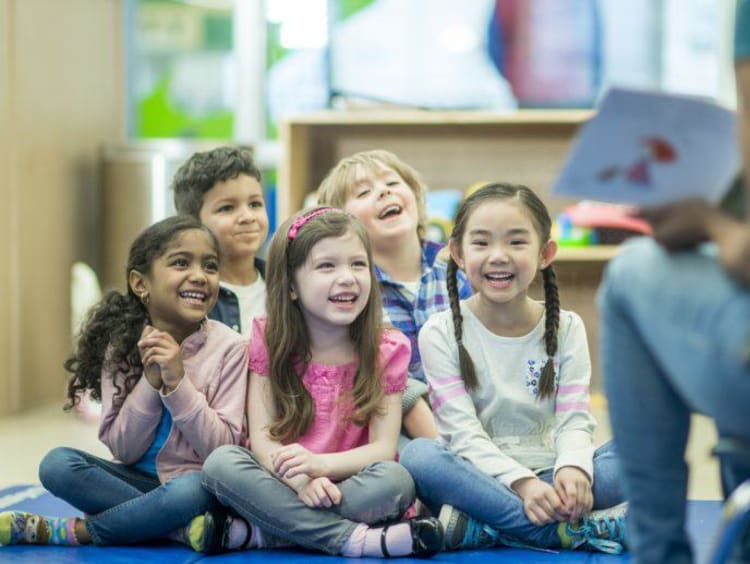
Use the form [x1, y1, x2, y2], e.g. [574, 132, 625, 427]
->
[179, 290, 208, 304]
[485, 272, 514, 282]
[329, 293, 358, 304]
[378, 204, 402, 220]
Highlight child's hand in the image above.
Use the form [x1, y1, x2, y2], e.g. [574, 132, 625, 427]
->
[554, 466, 593, 523]
[138, 329, 184, 393]
[511, 477, 567, 525]
[272, 443, 329, 479]
[298, 477, 341, 508]
[138, 325, 162, 389]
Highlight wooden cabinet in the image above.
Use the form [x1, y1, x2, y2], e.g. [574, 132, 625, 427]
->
[278, 110, 616, 391]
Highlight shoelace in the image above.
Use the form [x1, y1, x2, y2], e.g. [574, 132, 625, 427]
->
[575, 518, 625, 555]
[592, 513, 625, 543]
[461, 519, 502, 548]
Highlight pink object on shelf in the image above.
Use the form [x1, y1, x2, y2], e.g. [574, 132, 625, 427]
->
[564, 201, 652, 234]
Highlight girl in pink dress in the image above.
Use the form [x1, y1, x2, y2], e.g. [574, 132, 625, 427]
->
[201, 207, 442, 558]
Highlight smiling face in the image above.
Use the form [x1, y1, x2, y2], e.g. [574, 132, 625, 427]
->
[342, 164, 420, 248]
[451, 199, 556, 310]
[199, 174, 269, 263]
[291, 229, 372, 336]
[129, 229, 220, 341]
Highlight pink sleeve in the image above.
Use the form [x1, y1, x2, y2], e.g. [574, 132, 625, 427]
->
[98, 361, 163, 464]
[379, 329, 410, 394]
[248, 317, 270, 376]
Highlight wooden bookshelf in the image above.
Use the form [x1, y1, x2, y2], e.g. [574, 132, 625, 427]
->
[278, 109, 594, 224]
[278, 109, 619, 389]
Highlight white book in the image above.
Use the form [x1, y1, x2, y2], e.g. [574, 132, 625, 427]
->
[552, 88, 740, 206]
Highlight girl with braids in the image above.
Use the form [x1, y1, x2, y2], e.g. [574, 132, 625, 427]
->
[400, 183, 628, 554]
[201, 207, 443, 558]
[0, 216, 248, 552]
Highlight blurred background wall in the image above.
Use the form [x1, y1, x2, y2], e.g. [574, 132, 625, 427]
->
[0, 0, 737, 415]
[0, 0, 124, 413]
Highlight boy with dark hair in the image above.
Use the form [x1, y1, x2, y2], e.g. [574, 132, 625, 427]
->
[173, 146, 269, 335]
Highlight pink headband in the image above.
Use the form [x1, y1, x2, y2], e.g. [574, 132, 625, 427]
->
[287, 207, 338, 240]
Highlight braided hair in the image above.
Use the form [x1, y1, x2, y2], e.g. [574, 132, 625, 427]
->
[446, 183, 560, 399]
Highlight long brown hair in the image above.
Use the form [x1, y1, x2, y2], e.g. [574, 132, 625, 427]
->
[264, 207, 385, 442]
[447, 183, 560, 400]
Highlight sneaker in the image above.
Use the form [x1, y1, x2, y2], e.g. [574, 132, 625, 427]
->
[438, 505, 502, 551]
[559, 502, 628, 554]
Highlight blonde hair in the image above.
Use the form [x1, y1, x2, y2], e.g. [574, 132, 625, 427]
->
[264, 207, 386, 442]
[317, 149, 429, 241]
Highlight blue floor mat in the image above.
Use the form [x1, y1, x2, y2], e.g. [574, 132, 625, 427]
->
[0, 484, 722, 562]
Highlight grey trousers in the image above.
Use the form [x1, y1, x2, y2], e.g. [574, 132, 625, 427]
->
[201, 445, 415, 555]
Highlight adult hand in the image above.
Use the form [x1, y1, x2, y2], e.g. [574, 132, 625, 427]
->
[714, 220, 750, 287]
[297, 477, 342, 508]
[636, 199, 718, 250]
[511, 477, 567, 525]
[637, 200, 750, 287]
[272, 443, 329, 479]
[554, 466, 593, 524]
[138, 329, 184, 393]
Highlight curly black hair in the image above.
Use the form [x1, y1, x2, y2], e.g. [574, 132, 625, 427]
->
[64, 216, 217, 410]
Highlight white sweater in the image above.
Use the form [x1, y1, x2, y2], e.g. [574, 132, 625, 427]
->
[419, 302, 596, 489]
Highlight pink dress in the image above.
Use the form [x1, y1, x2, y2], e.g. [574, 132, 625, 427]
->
[249, 317, 409, 455]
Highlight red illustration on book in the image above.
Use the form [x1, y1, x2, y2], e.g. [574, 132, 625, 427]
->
[598, 137, 677, 187]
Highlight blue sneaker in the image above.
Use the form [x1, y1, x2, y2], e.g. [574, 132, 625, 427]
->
[559, 502, 628, 554]
[438, 505, 502, 551]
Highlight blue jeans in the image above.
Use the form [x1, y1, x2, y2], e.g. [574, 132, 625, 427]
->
[598, 238, 750, 564]
[38, 446, 219, 545]
[201, 445, 415, 555]
[399, 438, 624, 548]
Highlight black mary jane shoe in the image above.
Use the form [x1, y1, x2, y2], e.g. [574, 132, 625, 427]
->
[199, 509, 230, 554]
[380, 516, 444, 558]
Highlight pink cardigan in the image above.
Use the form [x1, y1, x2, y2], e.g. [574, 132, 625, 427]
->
[98, 320, 248, 483]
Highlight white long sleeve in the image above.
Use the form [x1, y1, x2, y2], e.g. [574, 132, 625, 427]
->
[420, 303, 596, 488]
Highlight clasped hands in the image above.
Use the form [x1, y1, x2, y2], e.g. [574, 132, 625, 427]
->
[271, 443, 342, 509]
[511, 466, 593, 526]
[138, 325, 184, 393]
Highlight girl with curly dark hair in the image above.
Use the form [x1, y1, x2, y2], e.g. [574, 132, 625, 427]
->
[0, 216, 248, 552]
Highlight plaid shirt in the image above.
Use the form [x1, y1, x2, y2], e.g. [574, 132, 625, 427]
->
[376, 240, 472, 382]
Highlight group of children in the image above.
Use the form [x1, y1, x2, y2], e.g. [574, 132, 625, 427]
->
[0, 146, 628, 558]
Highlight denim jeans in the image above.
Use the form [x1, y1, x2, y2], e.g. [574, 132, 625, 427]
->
[201, 445, 415, 555]
[598, 237, 750, 564]
[38, 446, 219, 545]
[399, 438, 624, 548]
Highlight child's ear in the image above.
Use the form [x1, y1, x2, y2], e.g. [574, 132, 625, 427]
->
[448, 239, 464, 268]
[539, 240, 558, 269]
[128, 270, 149, 298]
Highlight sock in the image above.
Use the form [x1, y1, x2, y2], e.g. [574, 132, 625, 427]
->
[0, 511, 80, 546]
[341, 522, 414, 558]
[340, 523, 367, 557]
[248, 520, 265, 549]
[225, 516, 262, 550]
